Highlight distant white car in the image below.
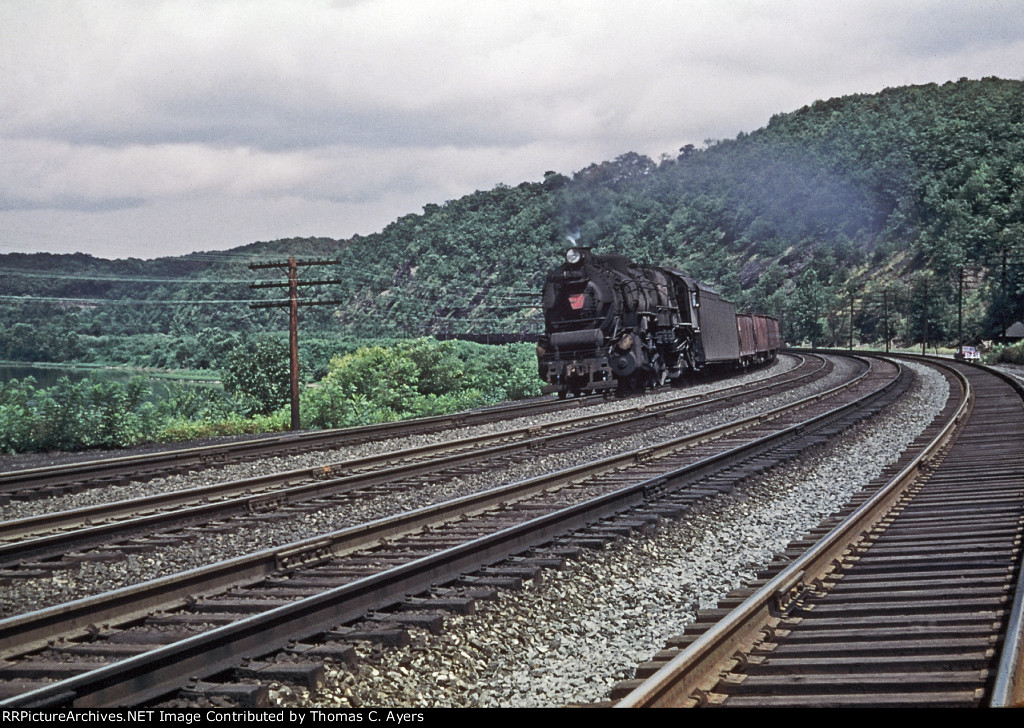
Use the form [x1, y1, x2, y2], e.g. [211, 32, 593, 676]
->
[954, 346, 981, 362]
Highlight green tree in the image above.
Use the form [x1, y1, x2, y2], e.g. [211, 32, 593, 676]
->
[789, 270, 827, 346]
[221, 336, 292, 416]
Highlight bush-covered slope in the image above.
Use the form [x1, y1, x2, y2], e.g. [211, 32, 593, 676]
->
[560, 77, 1024, 345]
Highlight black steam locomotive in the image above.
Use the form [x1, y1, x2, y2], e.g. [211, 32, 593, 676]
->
[536, 247, 780, 398]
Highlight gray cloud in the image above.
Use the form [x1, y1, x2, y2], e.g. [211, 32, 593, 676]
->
[1, 0, 1023, 258]
[0, 196, 145, 213]
[877, 1, 1024, 56]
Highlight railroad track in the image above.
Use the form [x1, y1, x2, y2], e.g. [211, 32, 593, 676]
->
[0, 393, 615, 502]
[614, 357, 1024, 708]
[0, 353, 906, 707]
[0, 355, 824, 570]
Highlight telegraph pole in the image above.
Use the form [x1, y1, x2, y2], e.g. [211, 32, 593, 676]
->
[921, 275, 929, 356]
[848, 291, 854, 351]
[249, 257, 348, 430]
[287, 257, 300, 430]
[957, 267, 964, 355]
[1002, 248, 1008, 339]
[882, 290, 890, 354]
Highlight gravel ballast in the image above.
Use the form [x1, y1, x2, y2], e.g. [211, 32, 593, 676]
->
[269, 359, 948, 708]
[4, 356, 827, 615]
[1, 356, 797, 522]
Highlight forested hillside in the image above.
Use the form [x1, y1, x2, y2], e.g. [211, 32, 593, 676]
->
[557, 76, 1024, 347]
[4, 76, 1023, 360]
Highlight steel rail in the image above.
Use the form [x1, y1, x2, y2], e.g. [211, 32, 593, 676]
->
[0, 352, 815, 548]
[1, 358, 807, 497]
[3, 486, 650, 708]
[616, 356, 971, 708]
[0, 354, 882, 665]
[0, 355, 900, 707]
[0, 356, 824, 562]
[0, 392, 606, 494]
[979, 360, 1024, 709]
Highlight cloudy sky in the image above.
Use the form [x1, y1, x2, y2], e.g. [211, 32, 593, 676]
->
[2, 1, 1023, 260]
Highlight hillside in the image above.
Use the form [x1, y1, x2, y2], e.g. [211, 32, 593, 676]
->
[3, 77, 1023, 360]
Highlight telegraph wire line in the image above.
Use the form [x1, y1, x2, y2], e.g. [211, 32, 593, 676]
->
[0, 269, 258, 284]
[0, 295, 266, 305]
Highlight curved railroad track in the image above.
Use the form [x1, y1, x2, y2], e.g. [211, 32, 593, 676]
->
[3, 359, 816, 501]
[0, 355, 824, 571]
[0, 352, 908, 707]
[613, 356, 1024, 708]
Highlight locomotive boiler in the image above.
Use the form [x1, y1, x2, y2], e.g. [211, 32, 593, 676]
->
[536, 247, 780, 398]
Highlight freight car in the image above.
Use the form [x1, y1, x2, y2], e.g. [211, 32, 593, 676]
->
[536, 247, 780, 398]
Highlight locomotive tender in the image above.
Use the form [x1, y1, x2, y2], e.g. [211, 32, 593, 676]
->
[536, 247, 781, 398]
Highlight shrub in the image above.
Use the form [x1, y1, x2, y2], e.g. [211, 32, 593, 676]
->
[0, 376, 160, 453]
[221, 335, 293, 416]
[991, 341, 1024, 364]
[301, 338, 541, 429]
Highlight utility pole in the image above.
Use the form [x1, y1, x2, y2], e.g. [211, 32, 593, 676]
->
[902, 289, 911, 347]
[1002, 248, 1008, 340]
[921, 275, 929, 356]
[957, 267, 964, 355]
[287, 257, 300, 431]
[850, 292, 856, 351]
[249, 257, 348, 431]
[883, 290, 890, 354]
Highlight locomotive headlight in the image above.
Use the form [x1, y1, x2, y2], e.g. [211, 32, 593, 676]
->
[565, 248, 582, 265]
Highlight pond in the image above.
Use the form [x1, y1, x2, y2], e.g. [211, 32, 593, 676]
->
[0, 363, 221, 400]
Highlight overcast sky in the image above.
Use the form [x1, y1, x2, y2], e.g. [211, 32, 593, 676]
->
[2, 1, 1023, 260]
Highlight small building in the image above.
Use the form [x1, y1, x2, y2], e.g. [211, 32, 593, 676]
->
[1006, 321, 1024, 341]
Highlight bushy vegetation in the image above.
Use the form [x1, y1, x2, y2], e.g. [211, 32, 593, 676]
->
[990, 340, 1024, 365]
[302, 338, 541, 428]
[0, 338, 541, 454]
[220, 335, 294, 416]
[0, 376, 160, 453]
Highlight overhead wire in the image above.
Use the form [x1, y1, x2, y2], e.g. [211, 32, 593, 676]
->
[1, 252, 545, 339]
[0, 295, 269, 306]
[0, 265, 542, 302]
[0, 269, 257, 284]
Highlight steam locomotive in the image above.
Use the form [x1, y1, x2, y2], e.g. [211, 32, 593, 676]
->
[536, 247, 780, 398]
